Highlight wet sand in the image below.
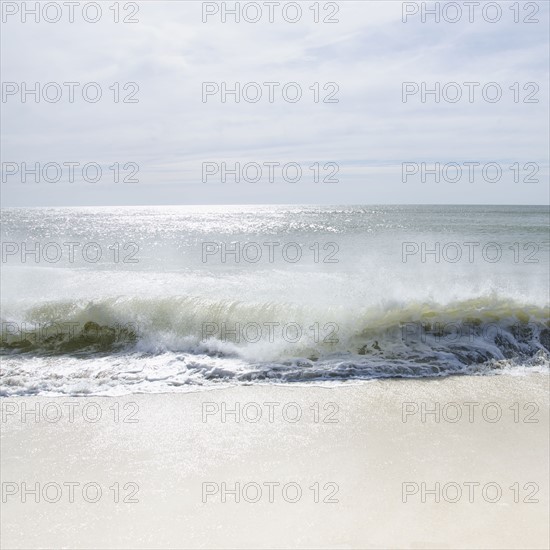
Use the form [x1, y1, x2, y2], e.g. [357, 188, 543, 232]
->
[1, 374, 548, 549]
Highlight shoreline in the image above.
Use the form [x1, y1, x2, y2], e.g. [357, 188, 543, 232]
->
[1, 373, 549, 549]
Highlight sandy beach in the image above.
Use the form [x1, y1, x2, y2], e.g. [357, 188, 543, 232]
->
[1, 374, 548, 550]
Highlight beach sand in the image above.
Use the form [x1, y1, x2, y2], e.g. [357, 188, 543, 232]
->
[1, 374, 548, 549]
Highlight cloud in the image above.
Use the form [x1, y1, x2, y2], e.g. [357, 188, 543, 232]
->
[1, 0, 548, 206]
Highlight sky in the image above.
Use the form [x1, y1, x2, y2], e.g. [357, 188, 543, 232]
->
[1, 0, 549, 206]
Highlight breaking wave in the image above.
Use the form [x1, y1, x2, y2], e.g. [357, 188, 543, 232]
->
[1, 294, 548, 395]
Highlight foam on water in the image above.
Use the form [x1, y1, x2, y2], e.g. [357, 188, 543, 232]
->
[1, 205, 549, 395]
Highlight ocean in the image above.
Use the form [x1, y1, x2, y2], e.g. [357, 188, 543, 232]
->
[1, 204, 549, 395]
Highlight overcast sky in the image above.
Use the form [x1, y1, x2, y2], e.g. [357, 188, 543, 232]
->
[1, 0, 549, 206]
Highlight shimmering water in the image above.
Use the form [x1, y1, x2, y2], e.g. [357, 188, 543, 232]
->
[1, 205, 549, 395]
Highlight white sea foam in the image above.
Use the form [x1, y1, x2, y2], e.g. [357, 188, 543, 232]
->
[1, 205, 548, 394]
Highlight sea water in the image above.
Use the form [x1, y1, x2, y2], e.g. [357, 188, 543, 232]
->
[1, 204, 549, 395]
